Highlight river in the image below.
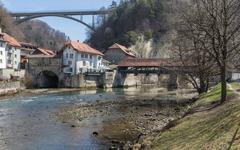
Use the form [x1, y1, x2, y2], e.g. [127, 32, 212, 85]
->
[0, 86, 195, 150]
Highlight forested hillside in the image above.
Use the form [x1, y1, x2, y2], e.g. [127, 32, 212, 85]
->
[87, 0, 179, 58]
[19, 20, 67, 50]
[0, 5, 67, 50]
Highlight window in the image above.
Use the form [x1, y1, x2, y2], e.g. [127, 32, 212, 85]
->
[68, 61, 72, 65]
[70, 53, 74, 58]
[90, 61, 93, 66]
[98, 56, 102, 60]
[0, 42, 3, 47]
[81, 54, 84, 58]
[14, 61, 17, 65]
[0, 59, 2, 63]
[69, 68, 73, 72]
[90, 55, 92, 59]
[0, 51, 2, 55]
[83, 61, 86, 66]
[85, 54, 88, 58]
[8, 60, 12, 64]
[15, 54, 17, 58]
[66, 53, 68, 58]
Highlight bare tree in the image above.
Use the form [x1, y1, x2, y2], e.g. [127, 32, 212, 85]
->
[173, 27, 216, 94]
[177, 0, 240, 102]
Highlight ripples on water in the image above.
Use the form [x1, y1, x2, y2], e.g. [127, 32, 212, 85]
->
[0, 86, 188, 150]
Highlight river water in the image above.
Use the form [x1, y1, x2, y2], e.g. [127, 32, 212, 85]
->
[0, 86, 190, 150]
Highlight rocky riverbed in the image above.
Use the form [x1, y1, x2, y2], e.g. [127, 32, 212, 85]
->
[55, 89, 197, 149]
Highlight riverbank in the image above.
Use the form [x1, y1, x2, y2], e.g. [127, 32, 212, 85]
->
[152, 83, 240, 150]
[55, 88, 197, 149]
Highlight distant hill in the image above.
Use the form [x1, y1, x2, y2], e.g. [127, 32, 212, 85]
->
[0, 5, 67, 50]
[19, 20, 67, 50]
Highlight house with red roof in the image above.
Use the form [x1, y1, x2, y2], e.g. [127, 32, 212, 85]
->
[0, 32, 21, 70]
[61, 40, 104, 75]
[103, 43, 136, 65]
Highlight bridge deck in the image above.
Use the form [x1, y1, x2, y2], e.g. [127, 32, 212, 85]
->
[10, 10, 114, 17]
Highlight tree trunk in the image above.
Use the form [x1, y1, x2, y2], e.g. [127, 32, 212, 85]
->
[220, 66, 227, 103]
[198, 76, 208, 94]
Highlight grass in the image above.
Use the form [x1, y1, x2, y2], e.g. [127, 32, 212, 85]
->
[152, 83, 240, 150]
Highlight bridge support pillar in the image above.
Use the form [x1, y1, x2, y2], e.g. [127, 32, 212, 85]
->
[168, 74, 178, 89]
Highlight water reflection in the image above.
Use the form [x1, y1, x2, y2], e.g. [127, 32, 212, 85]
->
[0, 86, 194, 150]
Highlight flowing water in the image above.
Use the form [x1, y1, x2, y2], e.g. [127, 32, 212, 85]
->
[0, 86, 189, 150]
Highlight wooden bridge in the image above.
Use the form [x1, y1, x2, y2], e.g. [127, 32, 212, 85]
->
[117, 58, 193, 75]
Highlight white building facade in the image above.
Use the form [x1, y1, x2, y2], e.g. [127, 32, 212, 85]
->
[0, 33, 22, 80]
[0, 34, 21, 70]
[62, 41, 104, 75]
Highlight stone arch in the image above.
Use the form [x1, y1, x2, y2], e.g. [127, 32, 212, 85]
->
[37, 70, 59, 88]
[15, 15, 95, 31]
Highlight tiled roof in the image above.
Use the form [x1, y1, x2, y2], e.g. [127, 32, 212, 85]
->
[37, 48, 56, 56]
[118, 58, 180, 67]
[64, 41, 103, 56]
[108, 43, 136, 57]
[0, 33, 21, 47]
[20, 42, 37, 52]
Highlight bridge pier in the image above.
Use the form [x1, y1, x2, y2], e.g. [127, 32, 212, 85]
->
[168, 74, 178, 89]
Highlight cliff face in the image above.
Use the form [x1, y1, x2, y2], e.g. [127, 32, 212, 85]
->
[87, 0, 181, 57]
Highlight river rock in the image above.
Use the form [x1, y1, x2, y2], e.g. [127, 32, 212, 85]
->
[133, 143, 141, 150]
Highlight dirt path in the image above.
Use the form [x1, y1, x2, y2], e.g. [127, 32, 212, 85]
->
[227, 83, 240, 96]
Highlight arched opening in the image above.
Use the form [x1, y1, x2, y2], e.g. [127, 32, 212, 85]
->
[37, 71, 59, 88]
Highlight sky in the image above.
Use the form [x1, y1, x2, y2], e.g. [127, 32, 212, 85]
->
[2, 0, 120, 41]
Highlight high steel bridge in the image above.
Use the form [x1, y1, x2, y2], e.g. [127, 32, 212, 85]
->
[10, 9, 115, 31]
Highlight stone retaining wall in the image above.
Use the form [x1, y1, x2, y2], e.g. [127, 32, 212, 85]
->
[0, 81, 21, 96]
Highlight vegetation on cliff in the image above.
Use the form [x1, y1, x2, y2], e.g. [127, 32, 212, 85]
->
[87, 0, 175, 57]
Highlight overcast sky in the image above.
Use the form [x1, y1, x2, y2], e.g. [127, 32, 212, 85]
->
[2, 0, 119, 41]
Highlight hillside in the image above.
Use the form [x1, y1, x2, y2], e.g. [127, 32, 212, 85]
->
[0, 5, 67, 50]
[87, 0, 179, 58]
[19, 20, 67, 50]
[152, 83, 240, 149]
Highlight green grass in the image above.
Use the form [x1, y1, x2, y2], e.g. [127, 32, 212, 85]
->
[152, 83, 240, 150]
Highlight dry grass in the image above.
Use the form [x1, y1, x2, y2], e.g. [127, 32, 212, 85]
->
[152, 83, 240, 150]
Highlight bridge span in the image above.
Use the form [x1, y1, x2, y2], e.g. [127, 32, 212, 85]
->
[10, 9, 115, 31]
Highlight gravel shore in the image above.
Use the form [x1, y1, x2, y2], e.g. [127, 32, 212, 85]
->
[55, 89, 197, 149]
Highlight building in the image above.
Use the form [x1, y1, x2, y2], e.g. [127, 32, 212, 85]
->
[20, 42, 37, 68]
[0, 33, 21, 70]
[0, 32, 22, 80]
[61, 40, 104, 75]
[103, 43, 136, 65]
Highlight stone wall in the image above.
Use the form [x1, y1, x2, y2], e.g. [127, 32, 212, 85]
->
[0, 69, 25, 80]
[103, 71, 178, 88]
[0, 81, 21, 96]
[65, 74, 104, 88]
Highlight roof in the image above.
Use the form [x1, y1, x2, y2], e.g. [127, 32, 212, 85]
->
[26, 55, 56, 58]
[63, 41, 103, 56]
[107, 43, 136, 57]
[118, 58, 180, 67]
[31, 47, 56, 57]
[20, 42, 37, 52]
[0, 33, 21, 47]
